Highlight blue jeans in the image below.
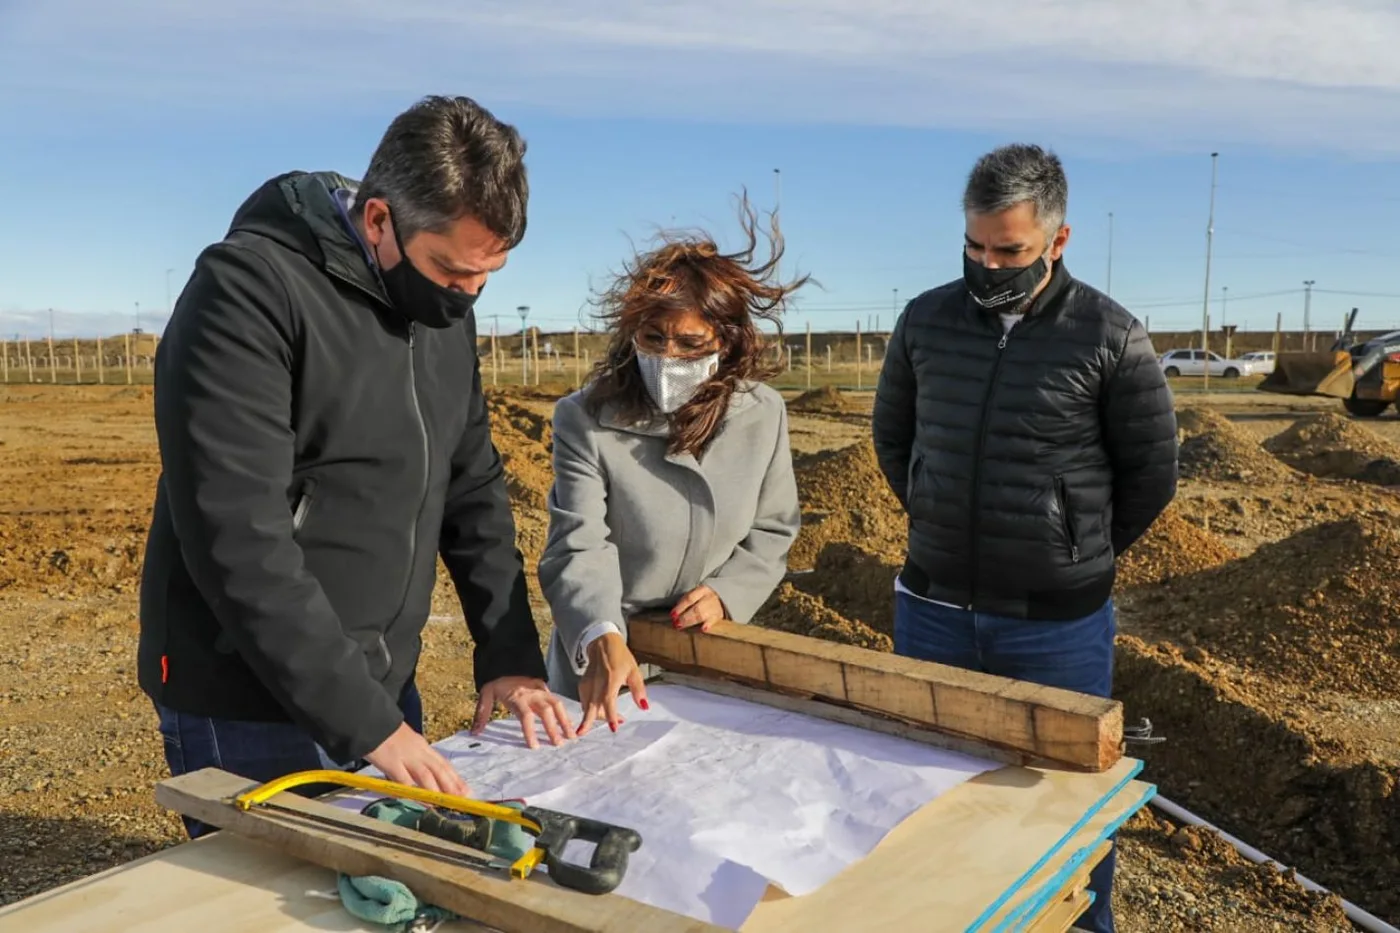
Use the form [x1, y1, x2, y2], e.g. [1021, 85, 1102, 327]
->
[155, 678, 424, 838]
[893, 590, 1118, 933]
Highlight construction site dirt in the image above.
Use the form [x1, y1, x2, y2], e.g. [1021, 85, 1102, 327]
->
[2, 382, 1395, 932]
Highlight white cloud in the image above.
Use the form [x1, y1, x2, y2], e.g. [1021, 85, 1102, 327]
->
[4, 0, 1400, 152]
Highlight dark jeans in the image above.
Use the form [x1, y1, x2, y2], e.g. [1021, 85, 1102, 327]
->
[155, 678, 424, 839]
[893, 589, 1118, 933]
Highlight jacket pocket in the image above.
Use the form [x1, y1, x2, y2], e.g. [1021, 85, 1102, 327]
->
[291, 477, 318, 535]
[906, 453, 926, 508]
[1053, 474, 1081, 563]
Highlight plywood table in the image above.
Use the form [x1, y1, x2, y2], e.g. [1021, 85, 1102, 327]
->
[0, 622, 1152, 932]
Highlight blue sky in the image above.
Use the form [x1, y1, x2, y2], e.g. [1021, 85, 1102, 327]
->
[4, 0, 1400, 339]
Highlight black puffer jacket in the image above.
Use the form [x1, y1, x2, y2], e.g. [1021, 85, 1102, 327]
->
[138, 171, 546, 763]
[872, 262, 1178, 621]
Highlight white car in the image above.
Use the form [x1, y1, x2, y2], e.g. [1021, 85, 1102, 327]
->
[1237, 351, 1276, 375]
[1158, 348, 1257, 379]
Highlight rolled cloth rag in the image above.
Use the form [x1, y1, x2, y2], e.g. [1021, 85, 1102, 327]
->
[336, 797, 533, 931]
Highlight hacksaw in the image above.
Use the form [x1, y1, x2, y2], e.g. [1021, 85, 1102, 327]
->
[228, 768, 644, 896]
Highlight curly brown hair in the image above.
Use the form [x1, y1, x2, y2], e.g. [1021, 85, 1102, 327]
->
[583, 191, 811, 458]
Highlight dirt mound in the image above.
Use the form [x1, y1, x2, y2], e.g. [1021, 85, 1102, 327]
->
[1115, 806, 1353, 931]
[0, 515, 147, 597]
[486, 393, 554, 446]
[1264, 413, 1400, 484]
[1136, 516, 1400, 699]
[752, 583, 892, 651]
[1114, 636, 1400, 924]
[486, 396, 554, 511]
[792, 542, 900, 637]
[1176, 408, 1297, 484]
[790, 442, 907, 568]
[1170, 484, 1396, 556]
[1175, 407, 1232, 438]
[787, 386, 854, 415]
[1116, 507, 1237, 589]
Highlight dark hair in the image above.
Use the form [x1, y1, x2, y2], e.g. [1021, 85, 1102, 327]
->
[963, 143, 1068, 238]
[352, 95, 529, 247]
[584, 191, 810, 458]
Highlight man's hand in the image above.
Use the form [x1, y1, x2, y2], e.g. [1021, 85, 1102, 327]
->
[364, 722, 469, 796]
[671, 584, 726, 632]
[577, 632, 649, 737]
[471, 676, 577, 750]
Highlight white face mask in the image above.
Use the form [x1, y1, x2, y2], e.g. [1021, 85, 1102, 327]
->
[635, 347, 721, 414]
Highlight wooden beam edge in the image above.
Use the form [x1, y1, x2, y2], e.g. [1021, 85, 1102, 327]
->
[630, 615, 1124, 771]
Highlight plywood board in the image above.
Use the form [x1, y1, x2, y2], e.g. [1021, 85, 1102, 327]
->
[1027, 890, 1093, 933]
[740, 759, 1149, 932]
[152, 768, 721, 933]
[1014, 841, 1109, 933]
[983, 784, 1150, 933]
[0, 832, 491, 933]
[628, 616, 1123, 771]
[0, 769, 1149, 933]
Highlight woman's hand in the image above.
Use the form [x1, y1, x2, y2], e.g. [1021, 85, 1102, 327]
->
[578, 632, 649, 736]
[671, 584, 726, 632]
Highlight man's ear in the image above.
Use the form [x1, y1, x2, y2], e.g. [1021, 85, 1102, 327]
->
[361, 197, 390, 249]
[1049, 224, 1072, 261]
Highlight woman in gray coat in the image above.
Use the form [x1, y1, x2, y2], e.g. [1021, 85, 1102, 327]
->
[538, 196, 806, 735]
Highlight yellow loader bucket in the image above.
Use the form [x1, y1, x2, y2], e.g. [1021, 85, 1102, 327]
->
[1257, 351, 1356, 399]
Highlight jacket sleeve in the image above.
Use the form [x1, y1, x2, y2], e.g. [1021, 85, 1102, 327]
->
[703, 400, 801, 624]
[438, 366, 548, 687]
[536, 396, 626, 667]
[872, 304, 918, 506]
[1101, 319, 1179, 555]
[154, 242, 403, 764]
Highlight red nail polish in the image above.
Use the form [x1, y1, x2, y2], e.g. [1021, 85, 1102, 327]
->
[639, 699, 650, 711]
[609, 722, 618, 733]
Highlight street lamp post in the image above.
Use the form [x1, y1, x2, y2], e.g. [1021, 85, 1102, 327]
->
[517, 305, 530, 384]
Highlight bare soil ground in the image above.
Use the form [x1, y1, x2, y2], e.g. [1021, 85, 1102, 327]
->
[2, 383, 1394, 932]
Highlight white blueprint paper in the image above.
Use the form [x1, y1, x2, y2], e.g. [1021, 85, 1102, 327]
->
[337, 684, 996, 929]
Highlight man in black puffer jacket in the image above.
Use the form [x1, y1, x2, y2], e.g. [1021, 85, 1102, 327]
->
[872, 144, 1177, 933]
[138, 96, 575, 833]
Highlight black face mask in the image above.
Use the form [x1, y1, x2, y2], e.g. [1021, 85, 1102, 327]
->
[962, 251, 1049, 313]
[373, 213, 480, 329]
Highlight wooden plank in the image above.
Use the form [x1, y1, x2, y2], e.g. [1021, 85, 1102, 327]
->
[658, 672, 1036, 768]
[1027, 890, 1093, 933]
[1017, 842, 1109, 933]
[980, 781, 1141, 933]
[153, 768, 722, 933]
[629, 615, 1123, 771]
[740, 762, 1150, 932]
[0, 832, 495, 932]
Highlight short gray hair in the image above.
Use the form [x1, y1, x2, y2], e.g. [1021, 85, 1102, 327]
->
[353, 95, 529, 247]
[962, 144, 1068, 239]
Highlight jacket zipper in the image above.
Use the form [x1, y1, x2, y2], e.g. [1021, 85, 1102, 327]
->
[317, 268, 418, 677]
[966, 328, 1013, 609]
[384, 321, 430, 674]
[1054, 474, 1081, 563]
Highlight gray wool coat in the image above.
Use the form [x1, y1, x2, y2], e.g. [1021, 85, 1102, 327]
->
[538, 382, 800, 699]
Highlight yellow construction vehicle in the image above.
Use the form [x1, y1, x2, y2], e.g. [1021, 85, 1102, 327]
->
[1258, 309, 1400, 417]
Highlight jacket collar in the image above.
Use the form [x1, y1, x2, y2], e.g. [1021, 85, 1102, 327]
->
[1023, 259, 1072, 319]
[277, 173, 389, 306]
